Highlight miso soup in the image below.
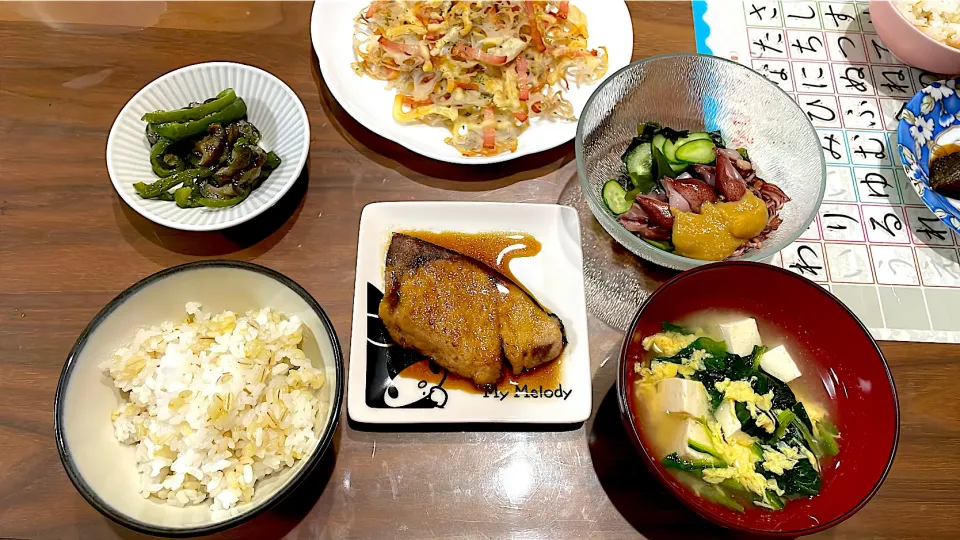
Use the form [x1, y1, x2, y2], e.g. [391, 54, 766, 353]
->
[632, 310, 840, 512]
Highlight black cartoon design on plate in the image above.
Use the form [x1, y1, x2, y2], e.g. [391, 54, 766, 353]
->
[365, 283, 449, 409]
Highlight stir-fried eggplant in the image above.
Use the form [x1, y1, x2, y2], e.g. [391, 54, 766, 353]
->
[133, 89, 282, 208]
[194, 124, 226, 167]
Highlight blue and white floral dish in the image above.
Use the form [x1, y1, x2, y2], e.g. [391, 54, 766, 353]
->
[897, 78, 960, 234]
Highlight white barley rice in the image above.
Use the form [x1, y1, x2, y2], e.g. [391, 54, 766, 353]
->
[895, 0, 960, 49]
[101, 303, 326, 511]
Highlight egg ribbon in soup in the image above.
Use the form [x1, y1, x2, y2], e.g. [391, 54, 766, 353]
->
[634, 318, 840, 512]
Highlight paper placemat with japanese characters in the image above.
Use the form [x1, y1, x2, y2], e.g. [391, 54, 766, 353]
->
[693, 0, 960, 343]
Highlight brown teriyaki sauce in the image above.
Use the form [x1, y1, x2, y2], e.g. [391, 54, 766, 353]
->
[395, 230, 562, 395]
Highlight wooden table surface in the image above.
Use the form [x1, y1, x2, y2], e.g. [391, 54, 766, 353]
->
[1, 2, 957, 539]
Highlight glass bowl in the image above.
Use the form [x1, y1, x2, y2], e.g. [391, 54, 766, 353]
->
[575, 54, 825, 270]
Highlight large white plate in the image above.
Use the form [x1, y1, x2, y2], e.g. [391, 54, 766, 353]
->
[311, 0, 634, 164]
[348, 202, 591, 424]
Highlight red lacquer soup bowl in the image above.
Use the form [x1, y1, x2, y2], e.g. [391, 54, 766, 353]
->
[617, 262, 899, 536]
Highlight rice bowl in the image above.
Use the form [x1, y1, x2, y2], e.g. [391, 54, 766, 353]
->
[55, 260, 344, 537]
[894, 0, 960, 49]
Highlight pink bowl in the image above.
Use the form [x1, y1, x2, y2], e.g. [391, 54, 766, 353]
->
[617, 262, 899, 536]
[871, 0, 960, 74]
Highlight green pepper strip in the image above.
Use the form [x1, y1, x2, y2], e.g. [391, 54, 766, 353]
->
[194, 189, 251, 208]
[150, 98, 247, 142]
[141, 88, 237, 124]
[149, 138, 184, 177]
[264, 151, 281, 170]
[133, 168, 212, 199]
[173, 187, 198, 208]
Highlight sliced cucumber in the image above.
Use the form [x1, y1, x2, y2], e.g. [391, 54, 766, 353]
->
[663, 138, 678, 161]
[675, 139, 717, 164]
[602, 180, 633, 215]
[622, 141, 654, 192]
[668, 159, 690, 174]
[652, 134, 667, 155]
[653, 139, 693, 179]
[674, 132, 713, 147]
[642, 237, 674, 252]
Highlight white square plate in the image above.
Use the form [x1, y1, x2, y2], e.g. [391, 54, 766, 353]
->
[348, 202, 591, 424]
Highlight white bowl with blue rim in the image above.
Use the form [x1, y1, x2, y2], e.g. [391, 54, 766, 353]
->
[897, 78, 960, 233]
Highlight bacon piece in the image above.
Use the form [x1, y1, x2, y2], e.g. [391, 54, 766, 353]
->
[517, 55, 530, 101]
[453, 43, 507, 65]
[483, 107, 496, 150]
[378, 36, 417, 56]
[524, 1, 546, 51]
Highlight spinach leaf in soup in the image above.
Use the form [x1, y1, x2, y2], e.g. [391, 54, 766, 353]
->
[785, 421, 810, 450]
[735, 401, 771, 439]
[724, 353, 756, 382]
[661, 321, 694, 335]
[770, 409, 797, 442]
[690, 337, 729, 362]
[765, 371, 799, 412]
[748, 345, 767, 371]
[778, 458, 821, 497]
[816, 418, 841, 457]
[655, 336, 728, 367]
[792, 402, 814, 431]
[662, 452, 725, 473]
[757, 489, 785, 510]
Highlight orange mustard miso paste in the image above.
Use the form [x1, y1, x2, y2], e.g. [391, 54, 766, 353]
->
[670, 192, 769, 261]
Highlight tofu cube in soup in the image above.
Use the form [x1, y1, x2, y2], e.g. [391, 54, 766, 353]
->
[715, 400, 741, 438]
[718, 318, 762, 356]
[672, 417, 717, 461]
[760, 345, 802, 383]
[658, 377, 709, 419]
